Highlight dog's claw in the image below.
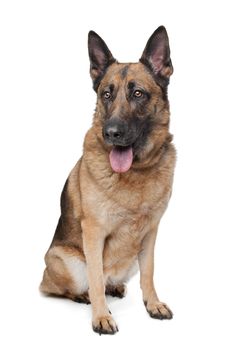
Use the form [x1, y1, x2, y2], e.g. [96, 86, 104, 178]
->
[92, 315, 118, 335]
[145, 301, 173, 320]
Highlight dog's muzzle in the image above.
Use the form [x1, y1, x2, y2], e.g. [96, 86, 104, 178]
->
[102, 118, 136, 173]
[102, 118, 133, 147]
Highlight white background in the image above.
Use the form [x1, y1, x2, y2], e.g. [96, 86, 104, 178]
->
[1, 0, 233, 348]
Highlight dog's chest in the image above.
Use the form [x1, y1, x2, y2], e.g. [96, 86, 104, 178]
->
[100, 188, 168, 240]
[101, 196, 170, 273]
[84, 171, 171, 235]
[108, 201, 153, 230]
[81, 154, 173, 238]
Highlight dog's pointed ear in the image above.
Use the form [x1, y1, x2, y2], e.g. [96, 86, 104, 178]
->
[88, 31, 116, 91]
[140, 26, 173, 87]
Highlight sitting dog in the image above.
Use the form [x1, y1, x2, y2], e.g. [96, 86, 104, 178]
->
[40, 26, 176, 335]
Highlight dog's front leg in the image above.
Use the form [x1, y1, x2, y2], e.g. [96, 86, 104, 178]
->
[82, 219, 118, 335]
[138, 227, 173, 320]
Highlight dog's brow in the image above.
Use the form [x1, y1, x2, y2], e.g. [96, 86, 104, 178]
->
[120, 65, 129, 79]
[127, 81, 135, 90]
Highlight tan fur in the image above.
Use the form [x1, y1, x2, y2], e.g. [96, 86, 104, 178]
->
[40, 55, 176, 334]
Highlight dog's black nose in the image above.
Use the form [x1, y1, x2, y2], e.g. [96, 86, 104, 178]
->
[105, 126, 122, 140]
[103, 119, 127, 145]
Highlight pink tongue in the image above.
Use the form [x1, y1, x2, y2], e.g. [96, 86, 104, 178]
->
[109, 146, 133, 173]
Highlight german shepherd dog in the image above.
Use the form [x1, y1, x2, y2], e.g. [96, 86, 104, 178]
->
[40, 26, 176, 335]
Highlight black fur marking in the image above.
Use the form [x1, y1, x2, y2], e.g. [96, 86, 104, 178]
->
[74, 294, 90, 305]
[131, 115, 155, 155]
[127, 81, 135, 90]
[51, 179, 69, 243]
[106, 290, 125, 298]
[120, 65, 129, 79]
[109, 84, 115, 93]
[105, 285, 126, 298]
[60, 179, 69, 213]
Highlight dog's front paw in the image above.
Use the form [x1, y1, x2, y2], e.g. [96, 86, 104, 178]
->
[144, 300, 173, 320]
[92, 314, 119, 335]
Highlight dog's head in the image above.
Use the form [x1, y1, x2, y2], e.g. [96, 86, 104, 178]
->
[88, 26, 173, 173]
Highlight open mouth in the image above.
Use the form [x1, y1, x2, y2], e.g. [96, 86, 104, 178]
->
[109, 145, 133, 173]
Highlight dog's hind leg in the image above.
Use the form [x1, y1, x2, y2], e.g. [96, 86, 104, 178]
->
[40, 246, 89, 302]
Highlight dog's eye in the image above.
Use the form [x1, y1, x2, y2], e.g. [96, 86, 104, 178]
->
[104, 91, 111, 99]
[133, 90, 143, 98]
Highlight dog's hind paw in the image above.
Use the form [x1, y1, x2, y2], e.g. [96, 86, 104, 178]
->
[73, 292, 90, 305]
[105, 284, 126, 298]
